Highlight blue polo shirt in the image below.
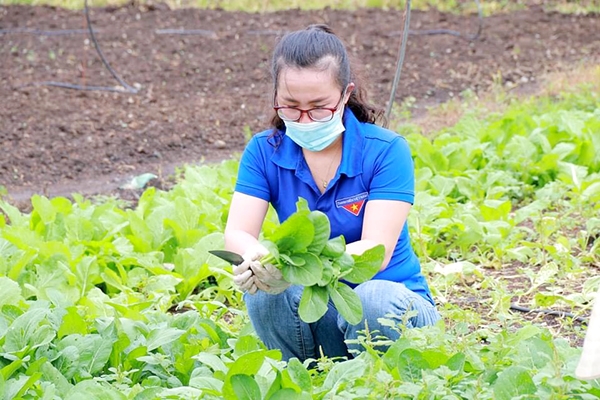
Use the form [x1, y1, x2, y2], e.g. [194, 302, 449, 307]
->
[235, 109, 434, 305]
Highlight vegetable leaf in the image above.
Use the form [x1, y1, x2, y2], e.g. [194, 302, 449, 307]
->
[321, 236, 346, 258]
[306, 210, 330, 255]
[281, 252, 323, 287]
[329, 283, 363, 325]
[298, 285, 329, 323]
[231, 374, 261, 400]
[343, 245, 385, 284]
[269, 213, 314, 253]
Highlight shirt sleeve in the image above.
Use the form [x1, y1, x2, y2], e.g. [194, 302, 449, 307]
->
[367, 136, 415, 204]
[234, 136, 271, 202]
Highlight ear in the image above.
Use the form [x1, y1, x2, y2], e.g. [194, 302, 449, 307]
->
[343, 82, 356, 104]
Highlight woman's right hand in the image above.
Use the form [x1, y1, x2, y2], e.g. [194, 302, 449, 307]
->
[225, 192, 272, 294]
[232, 246, 289, 295]
[233, 259, 258, 294]
[232, 246, 268, 294]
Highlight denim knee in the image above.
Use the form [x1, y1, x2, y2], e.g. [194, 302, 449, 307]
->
[244, 285, 303, 324]
[244, 286, 350, 362]
[338, 280, 440, 352]
[244, 286, 308, 360]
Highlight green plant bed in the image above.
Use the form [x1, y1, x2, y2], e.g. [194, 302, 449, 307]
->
[1, 86, 599, 397]
[2, 0, 599, 14]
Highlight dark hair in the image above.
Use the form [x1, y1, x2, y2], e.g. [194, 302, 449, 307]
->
[269, 24, 385, 135]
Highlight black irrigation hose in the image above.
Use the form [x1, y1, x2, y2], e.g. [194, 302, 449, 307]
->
[384, 0, 411, 125]
[510, 303, 589, 324]
[0, 28, 92, 36]
[83, 0, 137, 93]
[16, 0, 137, 94]
[384, 0, 484, 122]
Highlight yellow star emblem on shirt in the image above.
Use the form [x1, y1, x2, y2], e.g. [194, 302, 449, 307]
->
[351, 203, 359, 212]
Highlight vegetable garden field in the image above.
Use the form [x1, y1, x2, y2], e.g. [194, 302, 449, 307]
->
[1, 0, 599, 398]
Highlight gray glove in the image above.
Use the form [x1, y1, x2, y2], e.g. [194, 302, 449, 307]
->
[250, 262, 290, 295]
[232, 246, 289, 295]
[232, 247, 267, 294]
[233, 260, 258, 294]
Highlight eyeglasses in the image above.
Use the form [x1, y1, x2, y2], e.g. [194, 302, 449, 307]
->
[273, 88, 347, 122]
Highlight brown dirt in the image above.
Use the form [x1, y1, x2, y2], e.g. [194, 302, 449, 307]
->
[1, 4, 599, 205]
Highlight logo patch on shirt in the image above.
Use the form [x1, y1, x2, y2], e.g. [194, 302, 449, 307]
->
[335, 192, 368, 216]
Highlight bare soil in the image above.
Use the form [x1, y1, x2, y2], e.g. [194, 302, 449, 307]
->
[1, 3, 599, 205]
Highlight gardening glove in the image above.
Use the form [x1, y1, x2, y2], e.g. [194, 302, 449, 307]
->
[231, 246, 267, 295]
[250, 262, 290, 295]
[232, 260, 258, 294]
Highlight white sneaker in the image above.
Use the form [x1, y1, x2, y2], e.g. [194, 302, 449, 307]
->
[576, 288, 600, 380]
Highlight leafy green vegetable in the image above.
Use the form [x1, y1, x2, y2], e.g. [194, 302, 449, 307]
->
[259, 198, 385, 324]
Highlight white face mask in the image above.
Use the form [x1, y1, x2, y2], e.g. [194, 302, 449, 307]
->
[284, 109, 345, 152]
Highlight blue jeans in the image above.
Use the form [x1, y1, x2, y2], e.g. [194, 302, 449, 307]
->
[243, 280, 440, 362]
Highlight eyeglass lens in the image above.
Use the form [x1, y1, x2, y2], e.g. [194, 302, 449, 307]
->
[277, 108, 333, 122]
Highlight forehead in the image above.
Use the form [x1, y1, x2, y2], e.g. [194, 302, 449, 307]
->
[277, 67, 340, 100]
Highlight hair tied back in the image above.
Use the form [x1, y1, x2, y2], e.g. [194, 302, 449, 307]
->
[306, 24, 336, 35]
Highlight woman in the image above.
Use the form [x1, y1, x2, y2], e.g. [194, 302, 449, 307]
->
[224, 24, 439, 362]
